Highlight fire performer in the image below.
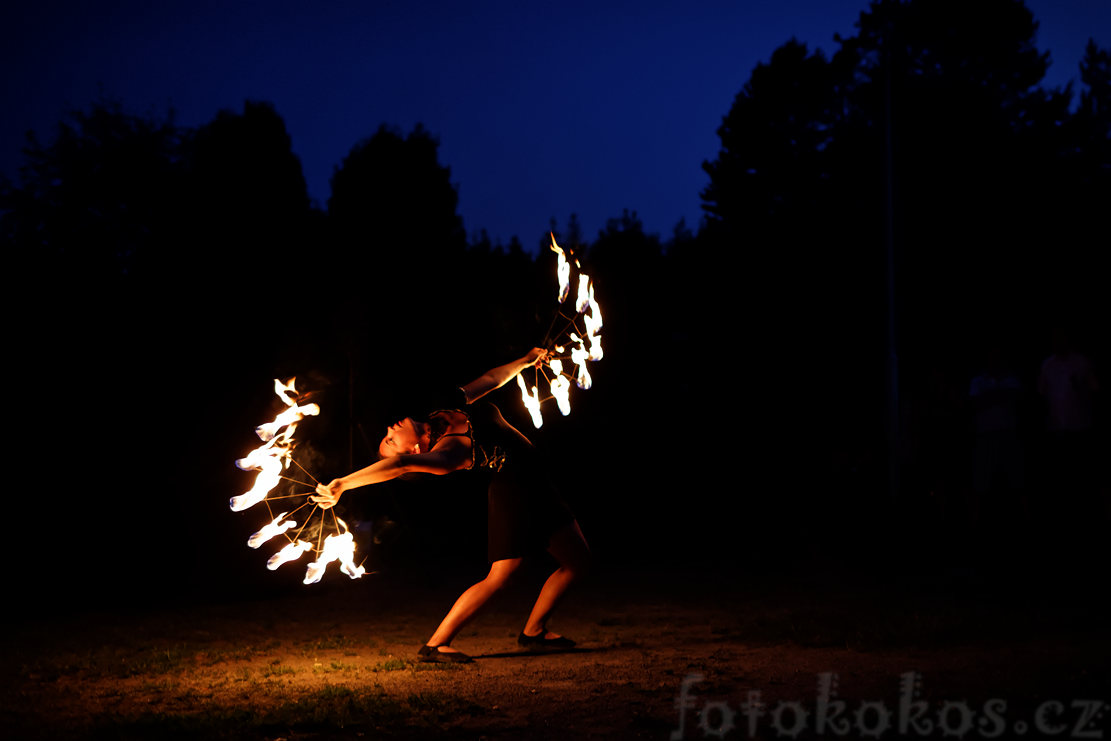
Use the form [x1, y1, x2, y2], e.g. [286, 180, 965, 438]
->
[311, 348, 590, 663]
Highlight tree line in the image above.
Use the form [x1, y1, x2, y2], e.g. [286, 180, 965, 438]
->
[3, 0, 1107, 600]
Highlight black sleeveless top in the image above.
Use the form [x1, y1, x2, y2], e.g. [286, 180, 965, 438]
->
[422, 387, 574, 562]
[426, 387, 535, 473]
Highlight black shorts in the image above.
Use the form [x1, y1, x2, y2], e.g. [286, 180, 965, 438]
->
[486, 465, 574, 563]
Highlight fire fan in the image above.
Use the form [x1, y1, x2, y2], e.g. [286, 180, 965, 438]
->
[230, 233, 602, 584]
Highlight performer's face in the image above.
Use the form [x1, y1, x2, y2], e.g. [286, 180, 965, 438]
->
[379, 417, 425, 457]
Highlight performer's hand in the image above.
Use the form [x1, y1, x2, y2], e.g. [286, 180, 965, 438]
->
[311, 480, 345, 510]
[524, 347, 550, 368]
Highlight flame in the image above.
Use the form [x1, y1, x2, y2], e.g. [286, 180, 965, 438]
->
[248, 512, 297, 549]
[235, 378, 365, 585]
[550, 232, 571, 304]
[303, 518, 365, 584]
[230, 453, 282, 512]
[575, 274, 590, 312]
[267, 539, 313, 570]
[516, 374, 544, 428]
[568, 332, 594, 390]
[255, 402, 320, 443]
[231, 377, 319, 512]
[577, 279, 603, 361]
[549, 359, 572, 416]
[258, 378, 320, 441]
[520, 239, 604, 427]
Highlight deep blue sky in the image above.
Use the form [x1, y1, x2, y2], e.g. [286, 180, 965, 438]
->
[2, 0, 1107, 250]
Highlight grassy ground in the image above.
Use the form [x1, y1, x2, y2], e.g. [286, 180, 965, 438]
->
[3, 558, 1109, 740]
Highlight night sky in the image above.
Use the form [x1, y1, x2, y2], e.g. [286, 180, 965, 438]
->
[2, 0, 1107, 249]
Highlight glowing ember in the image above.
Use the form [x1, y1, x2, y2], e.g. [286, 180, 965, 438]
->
[248, 512, 297, 549]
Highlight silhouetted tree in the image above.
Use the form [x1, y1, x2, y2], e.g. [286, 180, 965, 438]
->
[179, 100, 313, 278]
[1044, 39, 1111, 343]
[325, 124, 471, 432]
[1076, 39, 1111, 146]
[701, 39, 844, 240]
[843, 0, 1064, 344]
[165, 100, 321, 378]
[2, 98, 180, 282]
[666, 217, 694, 254]
[1071, 39, 1111, 205]
[697, 0, 1109, 518]
[587, 209, 663, 415]
[563, 213, 585, 252]
[328, 124, 465, 286]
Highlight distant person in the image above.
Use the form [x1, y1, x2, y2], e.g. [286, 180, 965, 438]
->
[312, 348, 589, 663]
[1037, 327, 1100, 527]
[968, 345, 1026, 525]
[1039, 328, 1099, 435]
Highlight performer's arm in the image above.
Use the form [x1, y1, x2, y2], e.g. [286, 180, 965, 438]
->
[311, 439, 471, 509]
[463, 347, 549, 403]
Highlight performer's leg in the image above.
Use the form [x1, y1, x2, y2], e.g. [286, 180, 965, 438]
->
[426, 557, 523, 652]
[522, 520, 590, 638]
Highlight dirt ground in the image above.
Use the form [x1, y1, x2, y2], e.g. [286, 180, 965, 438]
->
[3, 561, 1109, 740]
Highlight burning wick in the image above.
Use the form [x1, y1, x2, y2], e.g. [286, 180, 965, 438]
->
[518, 233, 603, 428]
[303, 519, 364, 584]
[235, 378, 366, 584]
[517, 375, 544, 428]
[268, 540, 313, 570]
[231, 378, 319, 512]
[248, 512, 297, 549]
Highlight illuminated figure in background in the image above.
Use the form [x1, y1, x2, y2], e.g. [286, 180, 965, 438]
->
[312, 348, 590, 663]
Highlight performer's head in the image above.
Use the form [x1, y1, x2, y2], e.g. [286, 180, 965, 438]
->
[378, 417, 430, 458]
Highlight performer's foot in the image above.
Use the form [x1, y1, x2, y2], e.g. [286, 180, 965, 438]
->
[418, 644, 473, 663]
[518, 630, 576, 650]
